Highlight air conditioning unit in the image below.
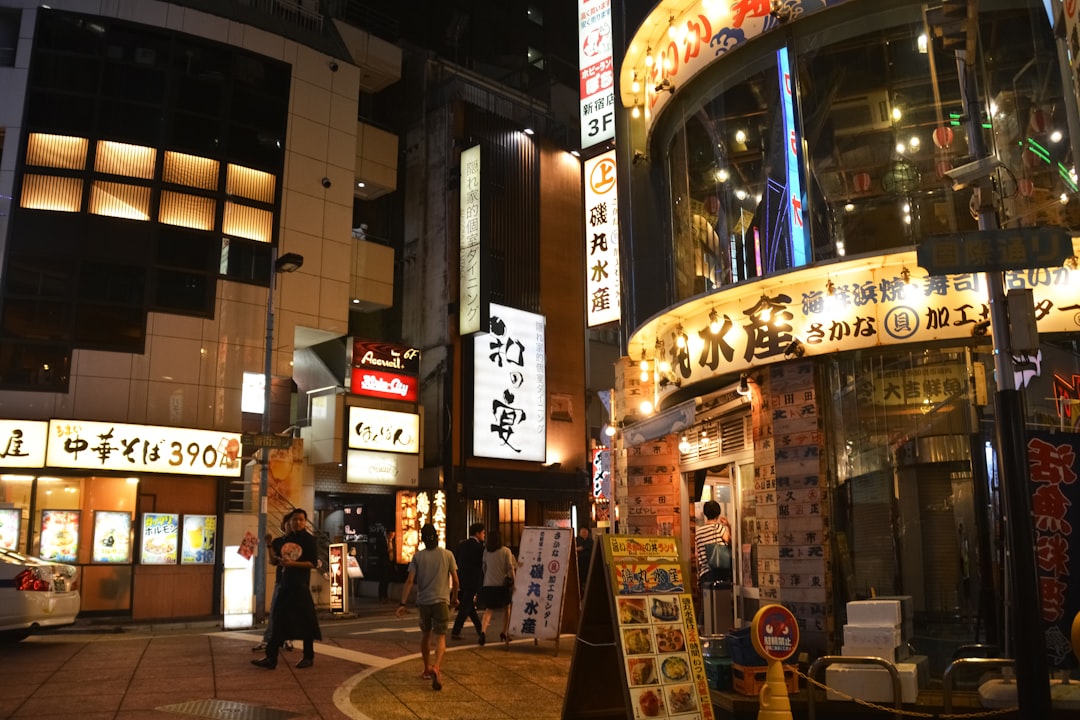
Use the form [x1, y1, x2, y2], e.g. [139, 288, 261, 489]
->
[832, 91, 892, 136]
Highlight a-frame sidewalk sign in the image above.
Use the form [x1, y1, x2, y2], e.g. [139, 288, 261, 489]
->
[562, 534, 715, 720]
[506, 526, 581, 653]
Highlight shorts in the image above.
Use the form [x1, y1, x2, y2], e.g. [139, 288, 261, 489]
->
[418, 602, 450, 635]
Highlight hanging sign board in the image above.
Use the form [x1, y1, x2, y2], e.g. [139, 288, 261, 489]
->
[563, 534, 715, 720]
[507, 526, 579, 642]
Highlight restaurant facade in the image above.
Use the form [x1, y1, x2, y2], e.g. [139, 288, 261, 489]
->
[603, 0, 1080, 672]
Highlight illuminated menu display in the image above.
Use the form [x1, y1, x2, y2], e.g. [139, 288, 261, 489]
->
[181, 514, 216, 565]
[141, 512, 179, 565]
[92, 511, 132, 564]
[0, 508, 20, 550]
[40, 510, 80, 563]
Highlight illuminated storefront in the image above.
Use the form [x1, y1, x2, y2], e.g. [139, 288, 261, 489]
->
[0, 419, 240, 619]
[609, 0, 1080, 671]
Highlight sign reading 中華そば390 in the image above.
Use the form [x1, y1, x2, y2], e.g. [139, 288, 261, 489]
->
[46, 421, 243, 476]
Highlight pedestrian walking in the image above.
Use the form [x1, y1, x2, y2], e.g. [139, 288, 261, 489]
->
[252, 511, 296, 653]
[377, 527, 396, 603]
[251, 508, 322, 670]
[450, 522, 486, 641]
[478, 528, 516, 646]
[396, 524, 460, 691]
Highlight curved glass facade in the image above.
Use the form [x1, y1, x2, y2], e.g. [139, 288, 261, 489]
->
[656, 0, 1077, 305]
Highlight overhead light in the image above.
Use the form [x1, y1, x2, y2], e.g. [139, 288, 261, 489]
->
[675, 324, 687, 349]
[523, 127, 535, 136]
[632, 104, 641, 119]
[667, 15, 677, 40]
[708, 308, 721, 334]
[736, 373, 752, 396]
[570, 149, 581, 157]
[900, 266, 911, 285]
[678, 436, 691, 454]
[644, 46, 654, 67]
[275, 252, 305, 273]
[639, 399, 654, 415]
[356, 181, 365, 188]
[631, 71, 641, 94]
[351, 298, 360, 304]
[604, 424, 617, 437]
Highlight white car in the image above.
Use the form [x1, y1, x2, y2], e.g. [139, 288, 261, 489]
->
[0, 548, 80, 641]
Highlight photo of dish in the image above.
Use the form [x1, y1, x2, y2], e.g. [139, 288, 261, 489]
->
[650, 595, 679, 622]
[654, 625, 686, 653]
[622, 627, 653, 655]
[660, 655, 690, 682]
[618, 597, 648, 624]
[280, 541, 303, 562]
[144, 534, 176, 557]
[632, 688, 664, 718]
[627, 657, 659, 686]
[666, 684, 698, 714]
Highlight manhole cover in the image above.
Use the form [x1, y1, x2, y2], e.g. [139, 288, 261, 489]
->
[157, 699, 300, 720]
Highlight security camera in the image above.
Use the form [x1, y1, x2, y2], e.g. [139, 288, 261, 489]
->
[321, 177, 332, 188]
[944, 157, 1005, 189]
[329, 61, 339, 72]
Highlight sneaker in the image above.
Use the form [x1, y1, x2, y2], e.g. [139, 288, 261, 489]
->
[251, 642, 267, 652]
[431, 667, 442, 691]
[283, 641, 295, 651]
[251, 657, 276, 669]
[420, 669, 433, 680]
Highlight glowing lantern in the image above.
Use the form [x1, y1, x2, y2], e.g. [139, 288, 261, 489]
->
[853, 172, 872, 193]
[933, 126, 954, 149]
[1018, 177, 1035, 197]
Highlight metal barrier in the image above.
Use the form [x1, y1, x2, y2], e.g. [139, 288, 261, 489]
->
[806, 655, 903, 720]
[942, 656, 1016, 713]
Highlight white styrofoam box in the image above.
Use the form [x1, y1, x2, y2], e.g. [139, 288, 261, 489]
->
[843, 623, 901, 648]
[826, 663, 919, 704]
[847, 600, 902, 626]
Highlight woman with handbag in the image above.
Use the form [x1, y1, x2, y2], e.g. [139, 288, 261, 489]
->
[478, 528, 516, 646]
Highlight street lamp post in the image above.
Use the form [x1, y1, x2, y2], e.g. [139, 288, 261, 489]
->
[254, 249, 304, 626]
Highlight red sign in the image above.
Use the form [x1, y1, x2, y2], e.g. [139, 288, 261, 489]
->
[751, 604, 800, 662]
[349, 339, 420, 376]
[349, 367, 419, 402]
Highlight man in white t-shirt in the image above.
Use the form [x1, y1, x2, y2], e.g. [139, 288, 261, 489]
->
[396, 524, 460, 691]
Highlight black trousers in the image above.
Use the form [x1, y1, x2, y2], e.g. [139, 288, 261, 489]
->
[451, 585, 481, 635]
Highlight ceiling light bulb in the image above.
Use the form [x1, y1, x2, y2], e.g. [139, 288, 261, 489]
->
[675, 325, 686, 348]
[735, 129, 747, 144]
[709, 309, 720, 334]
[632, 105, 641, 119]
[892, 107, 902, 121]
[667, 16, 677, 40]
[644, 47, 654, 67]
[640, 400, 654, 415]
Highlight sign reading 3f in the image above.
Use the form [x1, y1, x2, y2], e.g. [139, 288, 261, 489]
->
[579, 0, 614, 148]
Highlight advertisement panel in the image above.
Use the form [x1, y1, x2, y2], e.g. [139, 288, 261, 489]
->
[459, 145, 486, 335]
[584, 150, 621, 327]
[579, 0, 614, 148]
[91, 510, 132, 564]
[348, 367, 419, 402]
[346, 407, 420, 454]
[472, 304, 547, 461]
[329, 543, 347, 614]
[181, 514, 217, 565]
[39, 510, 79, 563]
[349, 339, 420, 376]
[0, 508, 19, 550]
[140, 512, 179, 565]
[346, 449, 419, 486]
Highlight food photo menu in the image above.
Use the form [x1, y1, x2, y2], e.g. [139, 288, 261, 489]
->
[140, 512, 179, 564]
[609, 536, 714, 720]
[40, 510, 80, 562]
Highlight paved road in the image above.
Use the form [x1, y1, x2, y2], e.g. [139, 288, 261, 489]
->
[0, 605, 574, 720]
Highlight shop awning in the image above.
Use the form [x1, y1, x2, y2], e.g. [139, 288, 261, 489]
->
[622, 399, 697, 447]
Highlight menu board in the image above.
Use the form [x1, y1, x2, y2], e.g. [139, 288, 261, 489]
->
[609, 536, 714, 720]
[140, 512, 179, 564]
[328, 543, 346, 613]
[0, 508, 20, 550]
[40, 510, 80, 562]
[181, 514, 216, 565]
[91, 511, 132, 563]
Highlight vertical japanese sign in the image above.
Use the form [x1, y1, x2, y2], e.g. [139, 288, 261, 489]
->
[1027, 430, 1080, 669]
[584, 150, 621, 326]
[459, 145, 486, 335]
[472, 303, 547, 461]
[508, 527, 572, 641]
[607, 535, 715, 720]
[579, 0, 614, 148]
[777, 47, 809, 268]
[329, 542, 346, 614]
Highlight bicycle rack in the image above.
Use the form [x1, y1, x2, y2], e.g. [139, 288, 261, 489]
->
[806, 655, 903, 720]
[942, 656, 1016, 713]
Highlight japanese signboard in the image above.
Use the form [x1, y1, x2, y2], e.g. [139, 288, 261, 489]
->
[345, 449, 419, 486]
[625, 1, 844, 132]
[1027, 430, 1080, 669]
[329, 542, 347, 614]
[579, 0, 614, 148]
[585, 150, 622, 327]
[607, 535, 714, 720]
[346, 406, 419, 454]
[459, 145, 487, 336]
[0, 420, 47, 468]
[508, 527, 573, 642]
[181, 514, 216, 565]
[917, 227, 1073, 273]
[777, 48, 810, 268]
[634, 250, 1080, 405]
[91, 510, 132, 564]
[39, 510, 79, 563]
[472, 303, 547, 462]
[45, 421, 243, 476]
[140, 512, 179, 565]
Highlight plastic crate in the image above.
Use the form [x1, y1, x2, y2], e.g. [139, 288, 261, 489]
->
[731, 663, 799, 696]
[726, 626, 767, 666]
[704, 656, 733, 692]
